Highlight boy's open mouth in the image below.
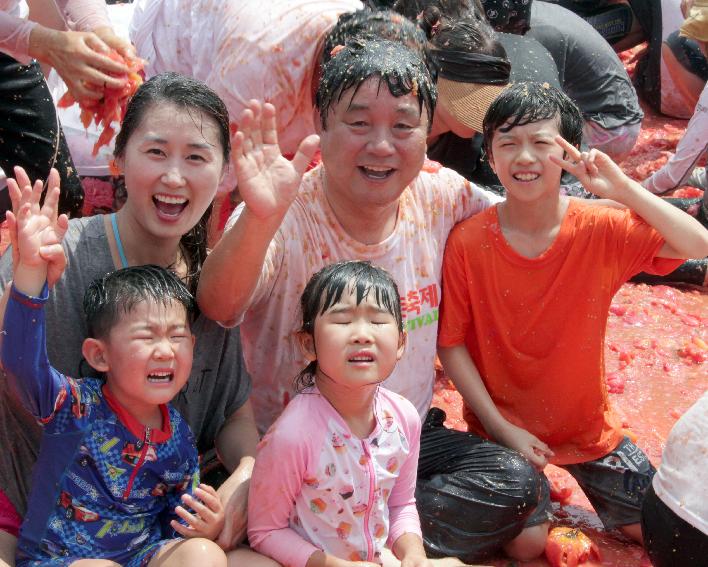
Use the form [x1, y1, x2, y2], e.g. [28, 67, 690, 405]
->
[513, 173, 540, 182]
[147, 371, 174, 383]
[359, 166, 395, 180]
[153, 194, 188, 216]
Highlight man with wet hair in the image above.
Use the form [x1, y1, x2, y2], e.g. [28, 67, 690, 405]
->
[199, 39, 550, 563]
[129, 1, 429, 194]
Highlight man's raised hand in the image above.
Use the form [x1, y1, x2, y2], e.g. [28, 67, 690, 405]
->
[232, 100, 319, 220]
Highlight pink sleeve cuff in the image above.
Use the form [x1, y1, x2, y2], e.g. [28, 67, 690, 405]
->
[0, 12, 35, 62]
[250, 528, 320, 567]
[387, 503, 422, 548]
[58, 0, 110, 31]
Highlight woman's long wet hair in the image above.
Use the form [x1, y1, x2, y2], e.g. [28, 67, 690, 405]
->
[113, 72, 231, 298]
[295, 261, 403, 391]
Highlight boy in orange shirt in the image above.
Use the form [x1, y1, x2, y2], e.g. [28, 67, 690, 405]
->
[437, 82, 708, 561]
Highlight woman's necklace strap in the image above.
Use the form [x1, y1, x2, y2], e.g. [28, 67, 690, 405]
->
[111, 213, 129, 269]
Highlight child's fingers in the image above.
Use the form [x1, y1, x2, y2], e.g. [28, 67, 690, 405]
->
[5, 212, 16, 234]
[198, 483, 218, 495]
[6, 178, 21, 212]
[182, 491, 220, 518]
[174, 504, 204, 529]
[170, 518, 198, 538]
[528, 451, 549, 471]
[194, 484, 221, 506]
[554, 135, 582, 161]
[40, 243, 67, 288]
[46, 262, 67, 289]
[39, 243, 65, 260]
[40, 171, 62, 218]
[548, 152, 580, 174]
[12, 166, 31, 194]
[584, 150, 600, 177]
[16, 201, 33, 223]
[26, 179, 44, 216]
[56, 214, 70, 239]
[5, 212, 19, 270]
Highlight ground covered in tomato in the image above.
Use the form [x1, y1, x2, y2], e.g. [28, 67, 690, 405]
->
[433, 282, 706, 566]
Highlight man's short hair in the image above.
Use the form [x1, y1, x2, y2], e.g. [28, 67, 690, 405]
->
[84, 265, 195, 339]
[315, 38, 436, 130]
[322, 9, 427, 67]
[482, 82, 583, 158]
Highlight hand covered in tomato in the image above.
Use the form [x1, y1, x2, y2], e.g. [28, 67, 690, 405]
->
[58, 50, 144, 156]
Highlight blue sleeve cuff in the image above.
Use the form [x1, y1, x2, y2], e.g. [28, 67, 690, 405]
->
[9, 281, 50, 308]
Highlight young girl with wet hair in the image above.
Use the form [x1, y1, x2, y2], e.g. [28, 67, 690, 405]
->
[0, 72, 269, 563]
[248, 261, 432, 567]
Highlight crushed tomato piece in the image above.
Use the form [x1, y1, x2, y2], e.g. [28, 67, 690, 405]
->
[58, 50, 144, 156]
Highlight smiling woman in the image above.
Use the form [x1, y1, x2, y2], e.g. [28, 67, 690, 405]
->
[0, 73, 265, 564]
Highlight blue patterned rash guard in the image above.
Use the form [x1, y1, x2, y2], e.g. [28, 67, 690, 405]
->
[1, 285, 199, 566]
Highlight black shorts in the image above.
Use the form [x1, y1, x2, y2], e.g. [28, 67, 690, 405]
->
[641, 483, 708, 567]
[416, 408, 546, 562]
[535, 437, 655, 529]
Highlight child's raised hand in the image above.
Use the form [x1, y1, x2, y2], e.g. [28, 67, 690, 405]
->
[171, 483, 225, 541]
[232, 100, 319, 220]
[6, 167, 69, 287]
[550, 136, 631, 201]
[498, 422, 554, 471]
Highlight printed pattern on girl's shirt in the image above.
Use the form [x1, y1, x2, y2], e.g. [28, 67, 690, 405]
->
[290, 410, 409, 562]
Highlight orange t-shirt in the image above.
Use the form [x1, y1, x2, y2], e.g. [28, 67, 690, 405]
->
[438, 200, 683, 464]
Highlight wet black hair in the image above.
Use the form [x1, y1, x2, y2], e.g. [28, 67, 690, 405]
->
[393, 0, 484, 24]
[428, 15, 505, 58]
[322, 9, 427, 67]
[113, 72, 231, 298]
[84, 264, 195, 340]
[295, 261, 403, 391]
[316, 38, 437, 130]
[483, 82, 583, 159]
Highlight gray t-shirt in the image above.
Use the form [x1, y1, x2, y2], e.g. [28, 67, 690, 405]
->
[528, 1, 643, 129]
[0, 215, 251, 514]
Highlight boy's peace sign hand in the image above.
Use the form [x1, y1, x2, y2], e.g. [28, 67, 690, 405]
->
[233, 100, 319, 220]
[550, 136, 630, 202]
[6, 167, 69, 287]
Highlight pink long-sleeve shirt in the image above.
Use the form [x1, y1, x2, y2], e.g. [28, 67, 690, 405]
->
[248, 386, 422, 567]
[1, 0, 109, 62]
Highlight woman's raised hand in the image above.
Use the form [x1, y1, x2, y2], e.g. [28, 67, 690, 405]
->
[232, 100, 319, 220]
[6, 167, 69, 287]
